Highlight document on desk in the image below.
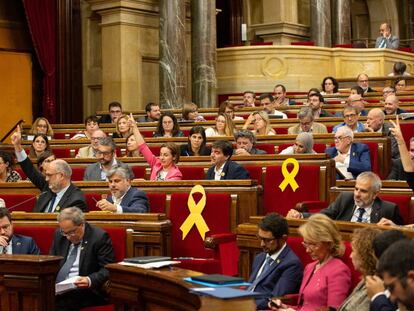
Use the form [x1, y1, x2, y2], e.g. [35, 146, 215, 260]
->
[190, 287, 265, 299]
[55, 276, 79, 295]
[119, 260, 181, 269]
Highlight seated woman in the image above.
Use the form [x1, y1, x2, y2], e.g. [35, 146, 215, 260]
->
[180, 126, 211, 156]
[205, 113, 234, 137]
[0, 151, 21, 182]
[28, 134, 51, 159]
[243, 111, 276, 136]
[27, 117, 54, 140]
[270, 214, 351, 311]
[280, 133, 316, 155]
[394, 77, 407, 92]
[181, 103, 205, 122]
[218, 101, 244, 121]
[37, 151, 56, 176]
[112, 114, 133, 138]
[153, 112, 184, 138]
[128, 115, 182, 180]
[71, 115, 100, 140]
[338, 227, 380, 311]
[125, 133, 140, 157]
[320, 76, 340, 96]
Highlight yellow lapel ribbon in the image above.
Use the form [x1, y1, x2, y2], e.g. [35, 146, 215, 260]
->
[179, 185, 210, 240]
[278, 158, 300, 192]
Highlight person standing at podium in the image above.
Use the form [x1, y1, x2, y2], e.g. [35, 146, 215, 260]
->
[50, 207, 115, 310]
[0, 207, 40, 254]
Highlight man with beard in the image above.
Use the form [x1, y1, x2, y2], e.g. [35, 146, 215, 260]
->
[83, 137, 134, 181]
[248, 213, 303, 310]
[95, 167, 148, 213]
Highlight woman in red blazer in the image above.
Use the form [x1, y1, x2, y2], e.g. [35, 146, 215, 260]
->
[270, 214, 351, 311]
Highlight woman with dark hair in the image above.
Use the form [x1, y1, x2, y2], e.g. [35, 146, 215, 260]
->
[37, 151, 56, 176]
[28, 134, 51, 159]
[320, 76, 339, 95]
[128, 114, 182, 180]
[0, 151, 21, 182]
[154, 112, 184, 138]
[394, 77, 407, 91]
[71, 115, 100, 140]
[180, 126, 211, 156]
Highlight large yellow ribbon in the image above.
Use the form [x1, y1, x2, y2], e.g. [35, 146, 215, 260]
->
[278, 158, 300, 192]
[179, 185, 210, 240]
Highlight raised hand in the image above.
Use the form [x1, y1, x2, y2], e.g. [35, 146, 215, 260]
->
[11, 125, 23, 151]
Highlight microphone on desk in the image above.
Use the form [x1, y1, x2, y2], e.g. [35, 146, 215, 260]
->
[6, 191, 47, 212]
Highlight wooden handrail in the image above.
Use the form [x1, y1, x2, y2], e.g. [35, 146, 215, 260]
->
[0, 119, 24, 143]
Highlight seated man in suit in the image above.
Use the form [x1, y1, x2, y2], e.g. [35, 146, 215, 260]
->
[11, 125, 87, 213]
[384, 95, 406, 116]
[234, 130, 267, 156]
[83, 136, 134, 181]
[287, 106, 327, 134]
[325, 126, 371, 180]
[0, 207, 40, 254]
[75, 129, 107, 159]
[138, 102, 161, 123]
[357, 73, 375, 94]
[248, 213, 303, 310]
[287, 172, 403, 225]
[375, 22, 399, 49]
[206, 140, 250, 180]
[388, 136, 414, 180]
[51, 207, 115, 310]
[95, 167, 149, 213]
[99, 101, 123, 124]
[332, 106, 365, 133]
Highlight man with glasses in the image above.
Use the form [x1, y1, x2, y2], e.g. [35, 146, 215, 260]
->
[325, 126, 371, 180]
[0, 207, 39, 254]
[356, 73, 375, 94]
[333, 106, 365, 133]
[382, 86, 396, 100]
[50, 207, 114, 310]
[83, 137, 134, 181]
[76, 129, 107, 158]
[287, 172, 403, 225]
[248, 213, 302, 310]
[99, 101, 123, 123]
[11, 125, 87, 213]
[288, 106, 327, 134]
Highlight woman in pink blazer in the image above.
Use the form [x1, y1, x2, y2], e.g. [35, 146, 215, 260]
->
[270, 214, 351, 311]
[128, 115, 182, 181]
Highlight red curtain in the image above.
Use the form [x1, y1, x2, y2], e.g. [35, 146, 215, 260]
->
[22, 0, 57, 123]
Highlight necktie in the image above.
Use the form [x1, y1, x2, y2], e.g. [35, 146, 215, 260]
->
[248, 257, 274, 291]
[46, 193, 57, 213]
[356, 207, 365, 223]
[2, 245, 8, 254]
[55, 243, 80, 283]
[379, 38, 386, 48]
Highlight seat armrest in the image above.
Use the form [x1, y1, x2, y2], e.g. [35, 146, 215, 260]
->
[205, 233, 236, 249]
[295, 200, 328, 213]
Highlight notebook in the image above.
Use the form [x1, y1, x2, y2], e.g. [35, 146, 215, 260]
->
[190, 287, 265, 299]
[190, 274, 245, 285]
[123, 256, 171, 264]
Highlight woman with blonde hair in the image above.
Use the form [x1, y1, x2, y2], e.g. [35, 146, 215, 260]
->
[205, 113, 235, 137]
[243, 111, 276, 136]
[29, 117, 54, 138]
[112, 114, 133, 138]
[270, 214, 351, 311]
[338, 228, 380, 311]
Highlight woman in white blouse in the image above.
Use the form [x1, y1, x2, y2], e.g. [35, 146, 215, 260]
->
[205, 113, 235, 137]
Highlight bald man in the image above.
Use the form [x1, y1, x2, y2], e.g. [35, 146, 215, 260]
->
[365, 108, 399, 159]
[384, 95, 406, 115]
[375, 23, 399, 49]
[11, 126, 87, 213]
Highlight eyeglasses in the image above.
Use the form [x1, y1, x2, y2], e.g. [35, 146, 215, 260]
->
[334, 136, 350, 141]
[256, 234, 276, 243]
[301, 241, 318, 249]
[96, 150, 113, 156]
[344, 114, 357, 119]
[60, 225, 80, 237]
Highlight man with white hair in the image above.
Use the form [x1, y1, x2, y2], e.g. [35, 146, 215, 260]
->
[356, 73, 375, 94]
[384, 94, 406, 115]
[325, 126, 371, 180]
[346, 94, 368, 116]
[76, 129, 107, 158]
[11, 125, 87, 212]
[287, 172, 403, 225]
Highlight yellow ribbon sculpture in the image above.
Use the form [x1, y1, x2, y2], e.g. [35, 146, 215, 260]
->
[278, 158, 300, 192]
[179, 185, 210, 240]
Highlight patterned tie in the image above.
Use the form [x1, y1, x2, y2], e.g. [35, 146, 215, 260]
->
[356, 207, 365, 223]
[55, 243, 80, 283]
[46, 193, 57, 213]
[2, 245, 8, 254]
[248, 257, 274, 291]
[378, 38, 386, 48]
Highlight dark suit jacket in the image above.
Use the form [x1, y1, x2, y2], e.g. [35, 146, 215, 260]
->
[249, 246, 303, 310]
[19, 157, 87, 212]
[370, 293, 398, 311]
[11, 234, 40, 255]
[83, 159, 134, 181]
[98, 114, 113, 124]
[107, 187, 149, 213]
[325, 143, 371, 179]
[315, 192, 403, 225]
[50, 222, 114, 294]
[382, 123, 400, 159]
[205, 160, 250, 180]
[387, 158, 407, 180]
